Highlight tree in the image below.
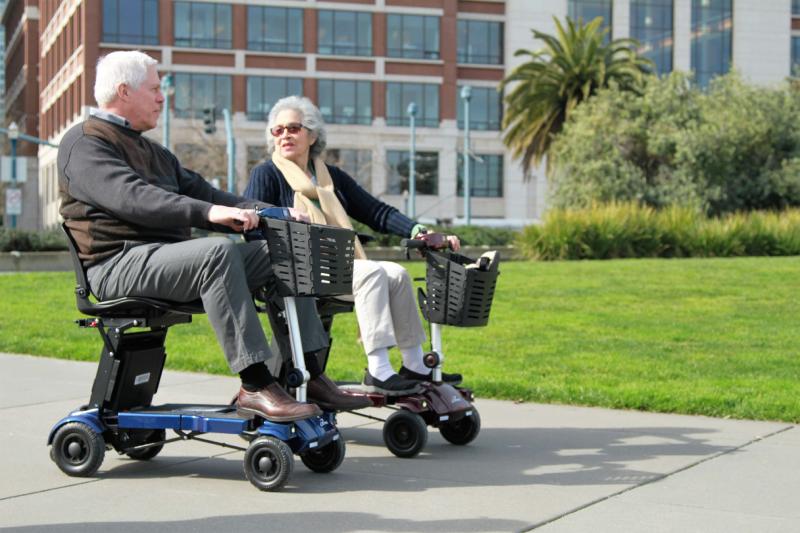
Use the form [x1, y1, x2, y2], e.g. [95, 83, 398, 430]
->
[500, 16, 653, 177]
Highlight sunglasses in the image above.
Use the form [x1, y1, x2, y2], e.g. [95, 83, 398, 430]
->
[270, 123, 306, 137]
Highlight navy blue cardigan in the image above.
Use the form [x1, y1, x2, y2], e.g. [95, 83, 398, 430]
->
[245, 160, 417, 238]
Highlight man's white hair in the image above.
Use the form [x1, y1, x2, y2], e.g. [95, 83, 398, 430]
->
[265, 96, 327, 160]
[94, 51, 158, 106]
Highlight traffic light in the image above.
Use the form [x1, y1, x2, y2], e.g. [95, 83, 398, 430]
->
[202, 106, 216, 134]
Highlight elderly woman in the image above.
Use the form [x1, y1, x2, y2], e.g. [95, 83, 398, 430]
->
[245, 96, 462, 395]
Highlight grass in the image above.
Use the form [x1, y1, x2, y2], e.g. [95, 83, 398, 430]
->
[2, 256, 799, 422]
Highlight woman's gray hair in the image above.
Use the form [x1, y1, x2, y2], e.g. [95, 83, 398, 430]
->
[94, 51, 158, 106]
[265, 96, 327, 160]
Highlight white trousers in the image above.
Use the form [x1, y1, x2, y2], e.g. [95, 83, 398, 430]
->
[352, 259, 426, 354]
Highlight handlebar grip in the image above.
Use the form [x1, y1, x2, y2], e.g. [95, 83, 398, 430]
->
[401, 238, 426, 249]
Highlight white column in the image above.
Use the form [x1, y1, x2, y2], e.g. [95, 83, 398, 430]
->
[612, 0, 630, 39]
[733, 0, 791, 85]
[673, 0, 692, 72]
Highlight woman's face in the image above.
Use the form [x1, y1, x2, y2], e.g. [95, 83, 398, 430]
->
[272, 108, 316, 165]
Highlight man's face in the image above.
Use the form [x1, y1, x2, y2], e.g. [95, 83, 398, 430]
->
[124, 65, 164, 132]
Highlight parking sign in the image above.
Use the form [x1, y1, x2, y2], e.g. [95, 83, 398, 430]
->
[5, 187, 22, 215]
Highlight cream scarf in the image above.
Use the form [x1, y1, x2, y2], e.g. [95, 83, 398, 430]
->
[272, 151, 366, 259]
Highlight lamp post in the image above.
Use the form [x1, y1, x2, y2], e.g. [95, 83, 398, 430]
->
[407, 102, 417, 219]
[460, 86, 472, 225]
[8, 121, 19, 229]
[222, 108, 235, 194]
[160, 74, 174, 150]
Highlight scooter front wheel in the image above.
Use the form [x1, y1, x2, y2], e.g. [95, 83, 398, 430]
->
[51, 422, 105, 477]
[439, 408, 481, 445]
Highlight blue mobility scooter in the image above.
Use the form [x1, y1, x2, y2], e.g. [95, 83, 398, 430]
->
[48, 217, 356, 491]
[317, 238, 500, 458]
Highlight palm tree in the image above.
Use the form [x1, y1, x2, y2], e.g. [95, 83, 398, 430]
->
[501, 17, 653, 177]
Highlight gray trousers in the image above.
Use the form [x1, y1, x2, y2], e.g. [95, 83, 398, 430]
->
[87, 237, 328, 374]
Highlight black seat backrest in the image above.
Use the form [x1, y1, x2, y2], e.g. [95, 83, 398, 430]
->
[61, 223, 203, 318]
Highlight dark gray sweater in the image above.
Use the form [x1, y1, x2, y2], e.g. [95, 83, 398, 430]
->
[59, 115, 267, 266]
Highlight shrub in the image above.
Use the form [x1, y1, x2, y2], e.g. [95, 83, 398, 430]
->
[353, 221, 519, 248]
[549, 72, 800, 215]
[519, 202, 800, 260]
[0, 228, 68, 252]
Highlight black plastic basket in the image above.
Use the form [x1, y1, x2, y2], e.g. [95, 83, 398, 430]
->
[260, 218, 355, 297]
[424, 250, 499, 327]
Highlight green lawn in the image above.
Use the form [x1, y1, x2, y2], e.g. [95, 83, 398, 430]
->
[2, 256, 799, 422]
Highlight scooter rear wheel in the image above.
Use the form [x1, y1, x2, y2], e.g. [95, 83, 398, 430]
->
[244, 436, 294, 491]
[383, 410, 428, 458]
[301, 437, 346, 473]
[51, 422, 105, 477]
[439, 408, 481, 445]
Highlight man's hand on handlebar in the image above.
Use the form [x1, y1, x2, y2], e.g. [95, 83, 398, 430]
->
[208, 205, 260, 232]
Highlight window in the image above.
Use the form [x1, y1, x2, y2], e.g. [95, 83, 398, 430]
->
[457, 86, 502, 131]
[794, 0, 800, 16]
[457, 20, 503, 64]
[631, 0, 673, 76]
[102, 0, 158, 45]
[318, 10, 372, 56]
[386, 83, 439, 127]
[325, 149, 373, 190]
[387, 14, 440, 60]
[247, 6, 303, 53]
[174, 73, 232, 119]
[318, 80, 372, 124]
[386, 150, 438, 195]
[691, 0, 732, 87]
[793, 36, 800, 76]
[457, 154, 503, 198]
[568, 0, 613, 34]
[247, 77, 303, 121]
[174, 2, 232, 49]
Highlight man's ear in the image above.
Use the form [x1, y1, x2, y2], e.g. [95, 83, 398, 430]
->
[116, 83, 129, 102]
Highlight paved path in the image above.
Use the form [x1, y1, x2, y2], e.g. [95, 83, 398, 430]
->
[0, 353, 797, 532]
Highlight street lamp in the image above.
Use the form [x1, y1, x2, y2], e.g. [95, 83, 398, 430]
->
[460, 86, 472, 225]
[8, 121, 19, 229]
[160, 74, 174, 150]
[407, 102, 417, 219]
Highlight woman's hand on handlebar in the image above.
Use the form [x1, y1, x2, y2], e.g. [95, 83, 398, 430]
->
[287, 208, 310, 223]
[419, 232, 461, 251]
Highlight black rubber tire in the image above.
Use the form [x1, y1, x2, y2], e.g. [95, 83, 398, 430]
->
[51, 422, 105, 477]
[383, 410, 428, 458]
[243, 436, 294, 491]
[125, 429, 166, 460]
[301, 437, 346, 473]
[439, 408, 481, 445]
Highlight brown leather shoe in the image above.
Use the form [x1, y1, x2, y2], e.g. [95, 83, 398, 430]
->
[237, 383, 322, 422]
[307, 373, 372, 411]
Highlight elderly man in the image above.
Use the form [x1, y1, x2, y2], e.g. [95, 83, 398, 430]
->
[58, 50, 367, 420]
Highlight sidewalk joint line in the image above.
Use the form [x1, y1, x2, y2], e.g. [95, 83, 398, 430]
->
[519, 424, 795, 532]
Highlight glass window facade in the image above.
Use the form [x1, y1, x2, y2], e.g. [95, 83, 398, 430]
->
[318, 80, 372, 124]
[174, 73, 232, 119]
[386, 83, 439, 127]
[102, 0, 158, 45]
[325, 149, 373, 190]
[457, 20, 503, 64]
[246, 77, 303, 121]
[387, 14, 440, 60]
[247, 6, 303, 53]
[568, 0, 612, 36]
[691, 0, 732, 87]
[318, 10, 373, 56]
[794, 0, 800, 16]
[457, 154, 503, 198]
[793, 36, 800, 76]
[630, 0, 673, 75]
[457, 86, 502, 131]
[174, 2, 232, 49]
[386, 150, 438, 195]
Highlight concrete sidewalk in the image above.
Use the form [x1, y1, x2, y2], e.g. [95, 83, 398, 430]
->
[0, 352, 797, 532]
